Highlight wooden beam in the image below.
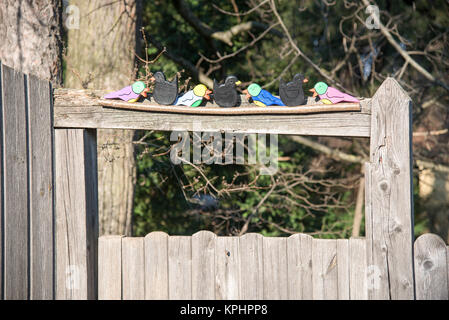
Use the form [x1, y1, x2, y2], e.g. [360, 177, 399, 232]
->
[54, 89, 371, 137]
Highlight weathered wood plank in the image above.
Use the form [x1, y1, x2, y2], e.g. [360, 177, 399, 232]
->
[53, 89, 371, 137]
[349, 237, 367, 300]
[122, 237, 145, 300]
[98, 235, 122, 300]
[192, 231, 216, 299]
[27, 74, 54, 300]
[263, 237, 288, 299]
[145, 232, 169, 300]
[367, 77, 414, 300]
[55, 129, 98, 300]
[337, 239, 350, 300]
[287, 233, 313, 300]
[312, 239, 338, 300]
[1, 64, 28, 299]
[239, 233, 264, 299]
[215, 236, 240, 300]
[414, 234, 448, 300]
[168, 236, 192, 300]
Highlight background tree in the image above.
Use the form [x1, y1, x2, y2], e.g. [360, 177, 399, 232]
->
[65, 0, 141, 236]
[0, 0, 63, 86]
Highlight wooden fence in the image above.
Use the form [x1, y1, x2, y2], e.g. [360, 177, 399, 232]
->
[0, 61, 448, 300]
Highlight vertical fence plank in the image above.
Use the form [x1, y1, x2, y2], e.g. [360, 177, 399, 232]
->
[368, 78, 414, 299]
[312, 239, 338, 300]
[122, 237, 145, 300]
[349, 237, 367, 300]
[0, 63, 3, 299]
[239, 233, 263, 299]
[215, 236, 240, 300]
[263, 237, 288, 299]
[168, 236, 192, 299]
[337, 239, 350, 300]
[27, 74, 54, 300]
[192, 231, 216, 299]
[1, 64, 28, 299]
[287, 233, 313, 300]
[55, 129, 98, 299]
[98, 235, 122, 300]
[414, 234, 448, 300]
[145, 232, 169, 300]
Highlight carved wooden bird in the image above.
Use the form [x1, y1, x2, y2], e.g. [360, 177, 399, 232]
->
[243, 83, 285, 107]
[213, 75, 242, 108]
[150, 71, 178, 105]
[279, 73, 308, 106]
[309, 82, 359, 104]
[175, 84, 212, 107]
[103, 81, 150, 102]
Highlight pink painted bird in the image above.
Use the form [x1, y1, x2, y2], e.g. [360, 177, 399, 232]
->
[103, 81, 150, 103]
[309, 82, 359, 104]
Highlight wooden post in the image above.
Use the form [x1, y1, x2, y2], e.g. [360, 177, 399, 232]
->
[55, 129, 98, 299]
[366, 77, 415, 299]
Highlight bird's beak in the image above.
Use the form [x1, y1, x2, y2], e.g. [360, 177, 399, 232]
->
[309, 88, 318, 98]
[243, 89, 251, 100]
[204, 89, 212, 100]
[150, 76, 155, 82]
[303, 78, 309, 83]
[141, 88, 150, 98]
[235, 80, 242, 86]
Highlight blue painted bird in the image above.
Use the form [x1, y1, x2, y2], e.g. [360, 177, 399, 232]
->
[243, 83, 285, 106]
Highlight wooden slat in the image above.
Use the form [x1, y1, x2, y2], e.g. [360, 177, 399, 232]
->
[0, 63, 3, 299]
[168, 236, 192, 299]
[192, 231, 216, 299]
[239, 233, 263, 299]
[414, 234, 448, 300]
[349, 237, 367, 300]
[367, 77, 414, 300]
[98, 235, 122, 300]
[287, 233, 313, 300]
[54, 89, 371, 137]
[145, 232, 169, 300]
[215, 236, 240, 300]
[55, 129, 98, 299]
[122, 237, 145, 300]
[337, 239, 350, 300]
[1, 64, 28, 299]
[27, 74, 54, 300]
[312, 239, 338, 300]
[263, 237, 288, 299]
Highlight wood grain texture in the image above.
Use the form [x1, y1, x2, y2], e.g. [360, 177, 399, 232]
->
[145, 232, 169, 300]
[27, 74, 54, 300]
[215, 236, 240, 300]
[287, 233, 313, 300]
[414, 234, 448, 300]
[54, 89, 371, 137]
[0, 63, 2, 299]
[1, 64, 28, 299]
[55, 129, 98, 300]
[168, 236, 192, 300]
[312, 239, 338, 300]
[349, 237, 367, 300]
[263, 237, 288, 299]
[122, 237, 145, 300]
[367, 77, 414, 300]
[239, 233, 264, 299]
[336, 239, 350, 300]
[192, 231, 216, 299]
[98, 235, 122, 300]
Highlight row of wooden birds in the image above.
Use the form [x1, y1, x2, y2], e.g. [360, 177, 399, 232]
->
[104, 71, 359, 107]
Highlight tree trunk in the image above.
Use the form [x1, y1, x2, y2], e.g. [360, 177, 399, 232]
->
[0, 0, 63, 86]
[65, 0, 140, 236]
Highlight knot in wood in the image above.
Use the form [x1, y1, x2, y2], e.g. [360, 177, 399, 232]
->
[423, 259, 433, 271]
[379, 180, 389, 192]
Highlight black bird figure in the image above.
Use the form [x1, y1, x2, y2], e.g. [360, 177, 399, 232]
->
[150, 71, 178, 105]
[279, 73, 309, 106]
[213, 75, 242, 108]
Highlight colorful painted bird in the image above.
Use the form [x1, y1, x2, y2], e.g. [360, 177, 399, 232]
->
[103, 81, 150, 103]
[150, 71, 178, 105]
[175, 84, 212, 107]
[309, 82, 359, 104]
[213, 75, 242, 108]
[243, 83, 285, 107]
[279, 73, 308, 106]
